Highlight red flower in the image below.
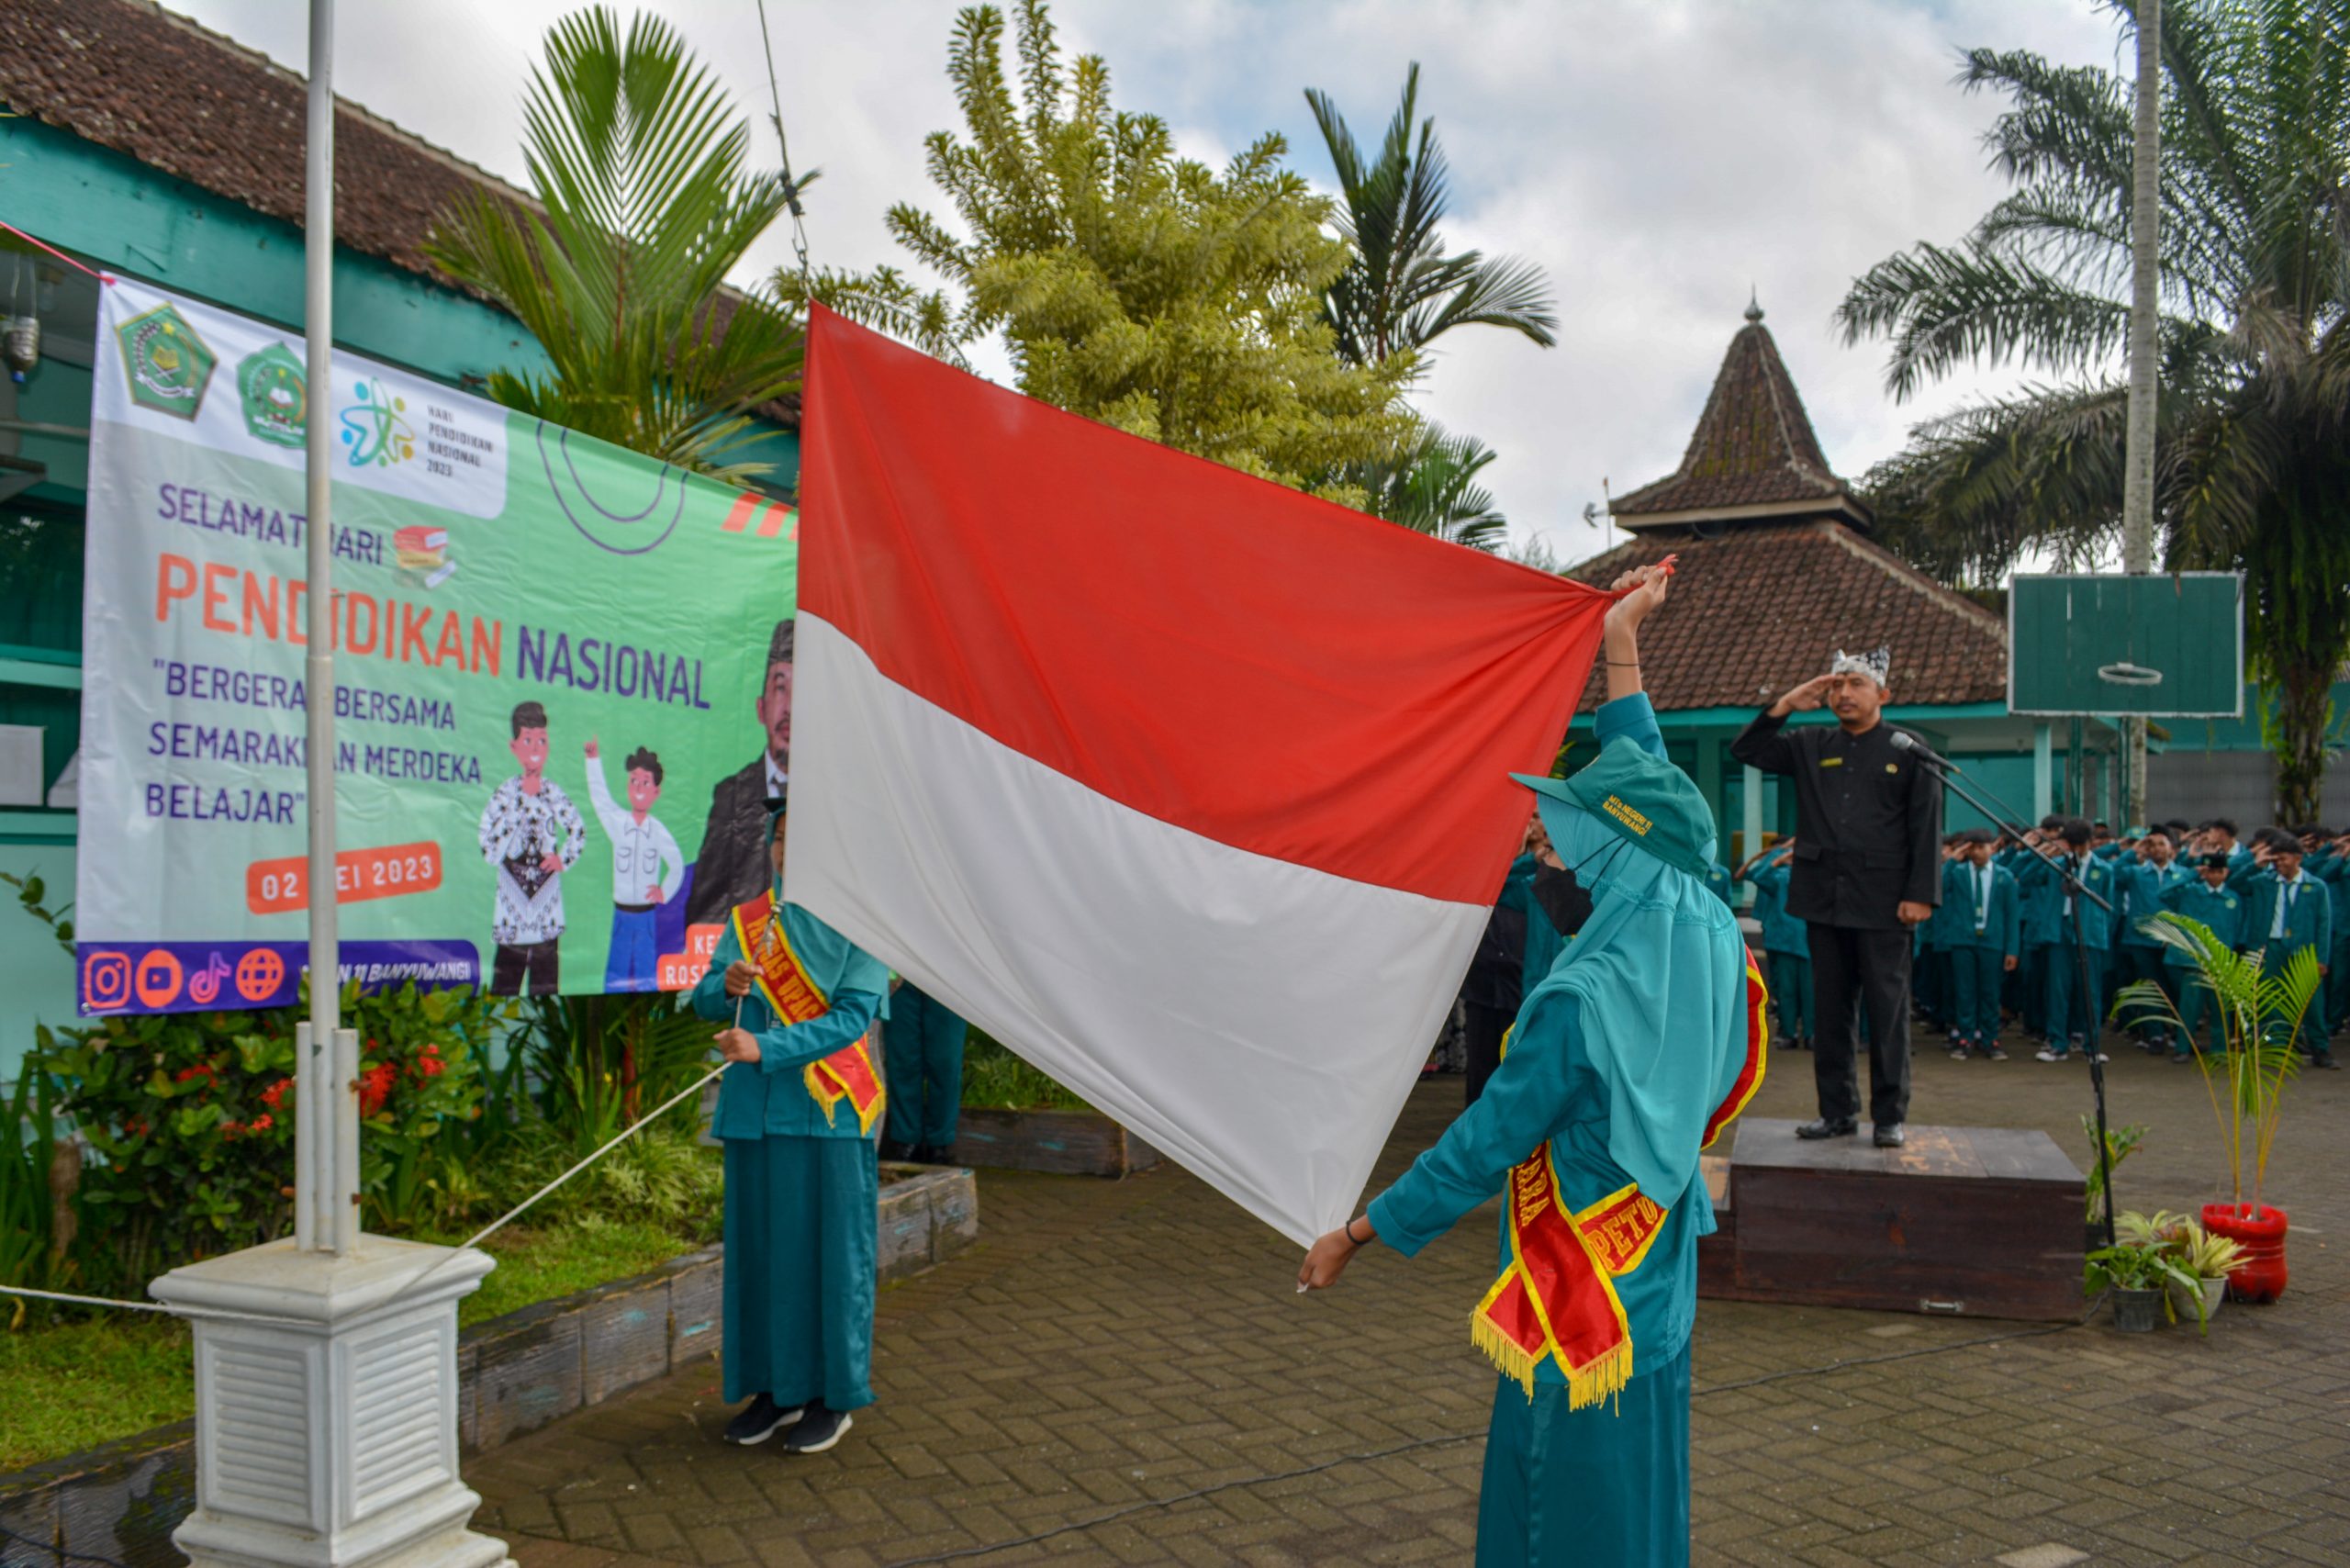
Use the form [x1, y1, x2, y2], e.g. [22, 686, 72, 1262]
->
[359, 1063, 397, 1118]
[415, 1053, 445, 1079]
[262, 1078, 292, 1111]
[221, 1119, 243, 1138]
[250, 1114, 274, 1134]
[173, 1063, 218, 1084]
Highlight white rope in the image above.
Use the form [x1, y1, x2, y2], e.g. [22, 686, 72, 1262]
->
[3, 1058, 734, 1324]
[0, 1282, 319, 1328]
[378, 1059, 731, 1301]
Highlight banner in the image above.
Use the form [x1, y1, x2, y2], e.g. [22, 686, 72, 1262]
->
[79, 279, 799, 1014]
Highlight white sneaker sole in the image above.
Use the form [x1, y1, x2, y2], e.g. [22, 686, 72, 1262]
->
[727, 1406, 803, 1446]
[787, 1412, 852, 1454]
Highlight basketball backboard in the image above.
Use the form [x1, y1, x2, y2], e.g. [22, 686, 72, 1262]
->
[2008, 573, 2243, 717]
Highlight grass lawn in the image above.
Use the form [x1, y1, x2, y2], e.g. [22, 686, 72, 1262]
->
[0, 1215, 707, 1474]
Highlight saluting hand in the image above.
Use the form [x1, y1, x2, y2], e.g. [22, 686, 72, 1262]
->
[1772, 673, 1837, 717]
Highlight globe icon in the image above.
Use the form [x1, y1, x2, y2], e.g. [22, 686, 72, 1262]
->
[237, 947, 286, 1002]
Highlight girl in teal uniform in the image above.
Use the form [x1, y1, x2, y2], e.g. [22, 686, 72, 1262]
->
[1742, 844, 1811, 1050]
[693, 796, 892, 1453]
[1299, 566, 1760, 1568]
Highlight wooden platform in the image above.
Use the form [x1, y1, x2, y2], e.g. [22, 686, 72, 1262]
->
[1696, 1117, 2085, 1320]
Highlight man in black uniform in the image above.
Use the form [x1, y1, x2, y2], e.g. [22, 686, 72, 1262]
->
[1730, 647, 1942, 1148]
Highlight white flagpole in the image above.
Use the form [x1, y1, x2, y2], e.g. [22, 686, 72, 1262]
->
[297, 0, 356, 1255]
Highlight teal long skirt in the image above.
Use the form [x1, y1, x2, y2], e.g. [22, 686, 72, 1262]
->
[1476, 1344, 1692, 1567]
[722, 1134, 878, 1411]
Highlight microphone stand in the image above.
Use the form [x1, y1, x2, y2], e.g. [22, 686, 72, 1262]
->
[1897, 742, 2120, 1251]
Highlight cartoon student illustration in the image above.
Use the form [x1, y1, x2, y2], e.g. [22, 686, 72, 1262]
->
[585, 736, 685, 991]
[479, 700, 586, 995]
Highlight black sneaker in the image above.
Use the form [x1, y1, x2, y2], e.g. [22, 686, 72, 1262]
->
[1796, 1117, 1858, 1139]
[878, 1138, 916, 1162]
[781, 1401, 854, 1454]
[1874, 1123, 1907, 1148]
[724, 1393, 801, 1446]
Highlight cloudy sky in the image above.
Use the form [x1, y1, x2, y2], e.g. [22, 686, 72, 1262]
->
[171, 0, 2126, 566]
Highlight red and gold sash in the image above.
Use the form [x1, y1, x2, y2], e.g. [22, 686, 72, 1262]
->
[1472, 945, 1769, 1407]
[729, 892, 886, 1137]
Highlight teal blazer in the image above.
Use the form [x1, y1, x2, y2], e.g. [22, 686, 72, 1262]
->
[690, 901, 890, 1139]
[1941, 859, 2020, 958]
[2118, 860, 2191, 950]
[2156, 879, 2247, 965]
[2240, 871, 2333, 960]
[2018, 853, 2118, 951]
[1742, 858, 1807, 957]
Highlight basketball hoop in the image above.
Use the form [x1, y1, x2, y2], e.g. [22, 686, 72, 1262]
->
[2097, 662, 2164, 687]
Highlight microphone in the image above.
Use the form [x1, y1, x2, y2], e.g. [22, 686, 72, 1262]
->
[1889, 731, 1946, 767]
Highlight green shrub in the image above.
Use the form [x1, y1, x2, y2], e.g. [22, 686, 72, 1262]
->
[959, 1029, 1089, 1111]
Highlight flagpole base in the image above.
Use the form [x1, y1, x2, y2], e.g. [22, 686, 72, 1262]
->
[151, 1234, 508, 1568]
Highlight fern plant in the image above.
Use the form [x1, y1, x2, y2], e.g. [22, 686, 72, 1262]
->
[2112, 912, 2318, 1215]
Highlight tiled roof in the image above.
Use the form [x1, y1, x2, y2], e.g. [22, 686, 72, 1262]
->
[1611, 307, 1865, 525]
[0, 0, 800, 428]
[1565, 521, 2006, 714]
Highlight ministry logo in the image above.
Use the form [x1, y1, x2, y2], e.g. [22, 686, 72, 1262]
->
[116, 303, 218, 420]
[237, 342, 308, 448]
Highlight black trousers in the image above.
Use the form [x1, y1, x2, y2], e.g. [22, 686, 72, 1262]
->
[491, 938, 561, 996]
[1807, 923, 1912, 1126]
[1463, 1001, 1513, 1107]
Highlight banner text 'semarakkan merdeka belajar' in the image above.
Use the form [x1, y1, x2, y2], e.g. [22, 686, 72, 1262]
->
[79, 278, 798, 1014]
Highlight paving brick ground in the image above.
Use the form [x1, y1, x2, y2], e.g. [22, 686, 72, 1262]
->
[470, 1020, 2349, 1566]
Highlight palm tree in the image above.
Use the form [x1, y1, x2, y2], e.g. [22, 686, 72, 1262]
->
[1306, 63, 1558, 368]
[1347, 425, 1508, 550]
[425, 6, 811, 484]
[1305, 64, 1557, 546]
[1838, 0, 2350, 820]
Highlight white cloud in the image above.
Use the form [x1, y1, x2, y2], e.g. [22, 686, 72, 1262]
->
[168, 0, 2122, 566]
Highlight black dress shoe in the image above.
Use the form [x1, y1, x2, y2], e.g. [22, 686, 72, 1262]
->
[878, 1138, 916, 1162]
[1795, 1117, 1858, 1139]
[1874, 1123, 1907, 1148]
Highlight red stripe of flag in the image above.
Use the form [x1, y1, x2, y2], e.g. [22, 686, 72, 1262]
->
[796, 307, 1610, 906]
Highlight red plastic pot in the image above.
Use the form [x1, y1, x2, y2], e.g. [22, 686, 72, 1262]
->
[2202, 1203, 2288, 1303]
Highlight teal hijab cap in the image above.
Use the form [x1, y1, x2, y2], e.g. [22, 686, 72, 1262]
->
[1510, 740, 1720, 881]
[1506, 753, 1746, 1210]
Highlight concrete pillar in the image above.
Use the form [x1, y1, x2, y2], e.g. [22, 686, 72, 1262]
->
[1742, 765, 1764, 904]
[2033, 723, 2053, 822]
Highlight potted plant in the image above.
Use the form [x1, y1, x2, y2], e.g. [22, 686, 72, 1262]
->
[2078, 1115, 2144, 1249]
[2112, 913, 2319, 1303]
[2114, 1210, 2241, 1335]
[2085, 1233, 2207, 1334]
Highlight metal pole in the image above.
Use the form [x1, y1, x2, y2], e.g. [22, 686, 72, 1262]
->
[299, 0, 351, 1255]
[2120, 0, 2161, 828]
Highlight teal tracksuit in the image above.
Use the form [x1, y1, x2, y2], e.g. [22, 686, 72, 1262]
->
[692, 902, 890, 1412]
[883, 982, 969, 1150]
[1941, 858, 2020, 1050]
[2309, 846, 2350, 1037]
[1744, 857, 1811, 1043]
[1502, 854, 1568, 997]
[2241, 870, 2333, 1050]
[2018, 852, 2118, 1050]
[2116, 859, 2190, 1045]
[1701, 861, 1735, 909]
[2156, 878, 2246, 1056]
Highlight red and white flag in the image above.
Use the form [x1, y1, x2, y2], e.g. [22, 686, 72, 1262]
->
[789, 308, 1610, 1244]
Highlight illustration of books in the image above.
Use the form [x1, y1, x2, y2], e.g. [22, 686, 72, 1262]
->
[394, 524, 457, 588]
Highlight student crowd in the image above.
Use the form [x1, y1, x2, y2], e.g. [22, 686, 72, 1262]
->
[1739, 818, 2344, 1072]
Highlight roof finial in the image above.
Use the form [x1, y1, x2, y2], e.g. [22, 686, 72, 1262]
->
[1744, 286, 1763, 325]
